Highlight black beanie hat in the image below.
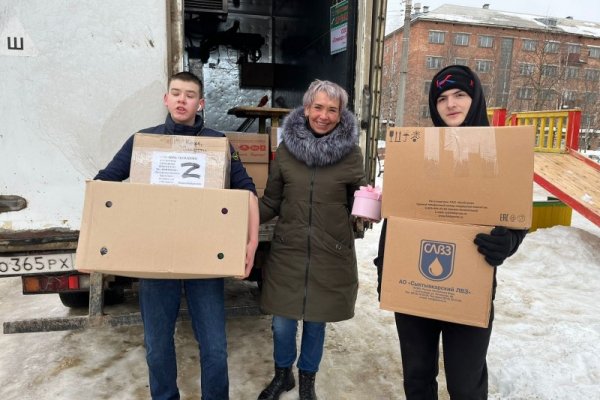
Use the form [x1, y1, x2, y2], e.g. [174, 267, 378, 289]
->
[431, 66, 475, 104]
[428, 65, 489, 127]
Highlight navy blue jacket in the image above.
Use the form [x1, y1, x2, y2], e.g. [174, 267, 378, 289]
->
[95, 114, 256, 194]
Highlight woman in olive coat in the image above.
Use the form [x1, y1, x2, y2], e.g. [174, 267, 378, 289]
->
[257, 80, 367, 400]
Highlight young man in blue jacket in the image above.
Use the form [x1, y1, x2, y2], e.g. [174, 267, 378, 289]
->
[95, 71, 259, 400]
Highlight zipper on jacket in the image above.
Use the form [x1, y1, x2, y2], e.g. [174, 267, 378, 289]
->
[302, 168, 317, 318]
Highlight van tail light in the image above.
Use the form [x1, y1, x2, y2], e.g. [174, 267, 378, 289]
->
[22, 274, 89, 294]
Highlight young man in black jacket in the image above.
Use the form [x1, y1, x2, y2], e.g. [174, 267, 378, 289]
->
[374, 65, 527, 399]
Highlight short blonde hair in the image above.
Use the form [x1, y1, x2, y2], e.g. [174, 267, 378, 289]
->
[302, 80, 348, 110]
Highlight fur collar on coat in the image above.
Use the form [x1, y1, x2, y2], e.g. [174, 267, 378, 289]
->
[281, 107, 359, 167]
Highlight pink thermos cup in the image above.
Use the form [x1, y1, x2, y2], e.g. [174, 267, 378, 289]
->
[351, 185, 382, 222]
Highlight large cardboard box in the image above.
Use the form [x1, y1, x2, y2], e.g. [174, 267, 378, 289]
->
[224, 132, 269, 163]
[382, 126, 535, 229]
[380, 216, 494, 328]
[130, 133, 230, 188]
[267, 127, 283, 152]
[75, 180, 249, 279]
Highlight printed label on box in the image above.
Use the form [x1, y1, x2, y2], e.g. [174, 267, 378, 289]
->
[380, 217, 494, 328]
[381, 126, 535, 229]
[419, 240, 455, 281]
[150, 151, 207, 187]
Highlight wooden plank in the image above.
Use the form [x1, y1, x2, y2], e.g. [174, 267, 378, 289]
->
[227, 106, 291, 118]
[227, 106, 292, 133]
[0, 229, 79, 253]
[534, 152, 600, 226]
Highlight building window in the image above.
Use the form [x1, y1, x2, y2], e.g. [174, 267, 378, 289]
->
[519, 63, 535, 76]
[523, 39, 537, 52]
[585, 69, 600, 81]
[589, 47, 600, 59]
[453, 33, 470, 46]
[478, 35, 494, 48]
[426, 56, 444, 69]
[423, 80, 431, 94]
[544, 41, 560, 53]
[562, 90, 577, 102]
[428, 31, 445, 44]
[582, 114, 595, 126]
[421, 105, 430, 119]
[540, 89, 555, 101]
[567, 44, 581, 54]
[475, 60, 492, 73]
[583, 92, 598, 104]
[565, 66, 579, 79]
[454, 58, 468, 66]
[517, 87, 533, 100]
[541, 64, 558, 77]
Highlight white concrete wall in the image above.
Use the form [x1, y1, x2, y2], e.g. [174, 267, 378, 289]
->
[0, 0, 170, 230]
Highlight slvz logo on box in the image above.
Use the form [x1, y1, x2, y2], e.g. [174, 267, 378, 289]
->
[419, 240, 455, 281]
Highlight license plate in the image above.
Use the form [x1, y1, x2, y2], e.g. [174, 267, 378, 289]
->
[0, 253, 75, 276]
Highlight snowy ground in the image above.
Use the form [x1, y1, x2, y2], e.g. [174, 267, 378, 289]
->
[1, 180, 599, 400]
[577, 148, 600, 164]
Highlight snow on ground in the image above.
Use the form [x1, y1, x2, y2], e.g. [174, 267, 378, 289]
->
[577, 149, 600, 164]
[1, 181, 599, 399]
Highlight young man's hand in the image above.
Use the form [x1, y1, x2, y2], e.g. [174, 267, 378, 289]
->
[474, 226, 516, 266]
[243, 237, 259, 278]
[238, 193, 259, 279]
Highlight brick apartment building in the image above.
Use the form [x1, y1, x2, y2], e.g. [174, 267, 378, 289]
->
[382, 3, 600, 148]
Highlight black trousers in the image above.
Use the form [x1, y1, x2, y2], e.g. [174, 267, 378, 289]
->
[394, 307, 494, 400]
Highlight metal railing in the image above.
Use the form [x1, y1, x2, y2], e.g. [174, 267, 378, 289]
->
[487, 108, 581, 152]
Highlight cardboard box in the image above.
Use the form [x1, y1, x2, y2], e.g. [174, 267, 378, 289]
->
[244, 163, 269, 190]
[380, 216, 494, 328]
[267, 127, 283, 152]
[75, 180, 249, 279]
[224, 132, 269, 163]
[381, 126, 535, 229]
[130, 133, 230, 189]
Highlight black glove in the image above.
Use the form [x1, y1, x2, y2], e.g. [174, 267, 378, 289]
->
[474, 226, 525, 267]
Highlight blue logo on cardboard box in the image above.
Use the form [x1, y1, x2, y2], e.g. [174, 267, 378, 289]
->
[419, 240, 455, 281]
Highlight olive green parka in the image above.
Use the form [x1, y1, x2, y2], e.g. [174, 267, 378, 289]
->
[259, 106, 367, 322]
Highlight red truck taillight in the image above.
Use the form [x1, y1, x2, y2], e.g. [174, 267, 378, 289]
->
[22, 274, 90, 294]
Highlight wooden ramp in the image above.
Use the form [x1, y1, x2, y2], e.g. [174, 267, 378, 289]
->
[534, 150, 600, 227]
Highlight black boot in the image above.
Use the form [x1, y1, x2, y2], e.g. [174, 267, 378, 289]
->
[299, 370, 317, 400]
[257, 366, 295, 400]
